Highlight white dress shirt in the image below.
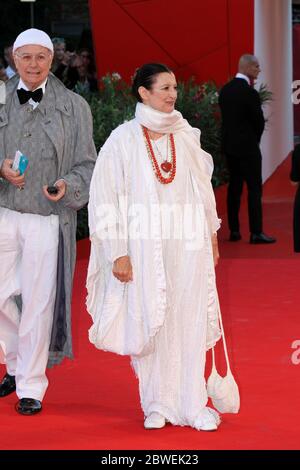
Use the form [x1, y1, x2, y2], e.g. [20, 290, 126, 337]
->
[235, 73, 250, 85]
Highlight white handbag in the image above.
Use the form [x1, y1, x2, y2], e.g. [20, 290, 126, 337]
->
[207, 297, 240, 414]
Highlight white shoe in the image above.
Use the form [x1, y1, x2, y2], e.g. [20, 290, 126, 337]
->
[144, 412, 166, 430]
[195, 407, 221, 432]
[199, 421, 218, 431]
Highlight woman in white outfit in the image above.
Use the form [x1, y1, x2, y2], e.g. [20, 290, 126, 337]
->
[87, 63, 222, 431]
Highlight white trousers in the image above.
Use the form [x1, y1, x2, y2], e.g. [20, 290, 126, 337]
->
[0, 208, 59, 401]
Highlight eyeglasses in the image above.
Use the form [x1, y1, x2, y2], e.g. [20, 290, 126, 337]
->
[15, 52, 52, 64]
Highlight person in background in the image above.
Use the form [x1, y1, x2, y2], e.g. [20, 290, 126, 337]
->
[73, 55, 98, 94]
[0, 58, 8, 82]
[51, 37, 67, 73]
[4, 44, 16, 78]
[218, 54, 276, 244]
[51, 37, 67, 79]
[78, 48, 97, 81]
[0, 28, 96, 415]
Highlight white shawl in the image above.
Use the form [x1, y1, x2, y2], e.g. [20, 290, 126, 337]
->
[135, 103, 221, 234]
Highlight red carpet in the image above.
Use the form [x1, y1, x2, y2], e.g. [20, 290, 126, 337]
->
[1, 156, 299, 450]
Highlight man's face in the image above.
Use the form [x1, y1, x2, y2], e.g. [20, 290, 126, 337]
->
[14, 45, 53, 90]
[247, 60, 261, 80]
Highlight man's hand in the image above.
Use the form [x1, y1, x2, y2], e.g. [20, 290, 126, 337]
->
[211, 233, 220, 267]
[0, 158, 25, 188]
[112, 255, 133, 283]
[43, 179, 66, 202]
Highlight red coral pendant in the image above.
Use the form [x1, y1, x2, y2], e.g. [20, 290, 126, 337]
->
[161, 161, 172, 173]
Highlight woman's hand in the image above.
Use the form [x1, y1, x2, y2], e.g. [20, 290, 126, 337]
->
[112, 255, 133, 283]
[211, 233, 219, 267]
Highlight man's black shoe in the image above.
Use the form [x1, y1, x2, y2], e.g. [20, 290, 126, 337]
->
[229, 231, 241, 241]
[15, 398, 42, 415]
[0, 373, 16, 397]
[250, 232, 276, 244]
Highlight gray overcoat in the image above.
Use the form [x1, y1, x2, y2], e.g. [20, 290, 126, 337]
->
[0, 73, 97, 367]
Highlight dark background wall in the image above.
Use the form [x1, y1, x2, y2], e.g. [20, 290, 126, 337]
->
[0, 0, 92, 52]
[1, 0, 254, 84]
[89, 0, 254, 84]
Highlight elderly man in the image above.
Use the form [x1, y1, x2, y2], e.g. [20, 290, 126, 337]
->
[219, 54, 276, 244]
[4, 44, 17, 79]
[0, 29, 97, 415]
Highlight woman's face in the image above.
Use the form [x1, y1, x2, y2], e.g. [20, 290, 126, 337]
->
[139, 72, 177, 113]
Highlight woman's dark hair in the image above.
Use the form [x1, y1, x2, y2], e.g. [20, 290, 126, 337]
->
[132, 63, 173, 102]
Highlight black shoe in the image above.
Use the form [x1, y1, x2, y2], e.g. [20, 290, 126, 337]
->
[229, 231, 241, 241]
[0, 373, 16, 397]
[15, 398, 42, 415]
[250, 232, 276, 244]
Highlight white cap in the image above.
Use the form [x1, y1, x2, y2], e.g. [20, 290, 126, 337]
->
[13, 28, 53, 53]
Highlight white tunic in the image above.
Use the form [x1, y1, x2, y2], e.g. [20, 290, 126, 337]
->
[131, 135, 220, 428]
[86, 119, 221, 429]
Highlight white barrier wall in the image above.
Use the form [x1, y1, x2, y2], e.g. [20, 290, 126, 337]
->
[255, 0, 293, 181]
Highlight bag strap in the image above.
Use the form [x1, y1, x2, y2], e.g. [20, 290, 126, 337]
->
[211, 293, 232, 374]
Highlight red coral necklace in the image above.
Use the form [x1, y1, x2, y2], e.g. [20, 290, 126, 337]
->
[142, 125, 176, 185]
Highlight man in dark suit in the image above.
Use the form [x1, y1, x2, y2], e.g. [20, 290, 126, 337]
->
[290, 144, 300, 252]
[218, 54, 276, 244]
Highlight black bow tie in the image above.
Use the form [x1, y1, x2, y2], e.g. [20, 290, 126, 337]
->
[17, 87, 43, 105]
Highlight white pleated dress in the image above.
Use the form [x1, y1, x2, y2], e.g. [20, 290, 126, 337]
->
[131, 135, 221, 429]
